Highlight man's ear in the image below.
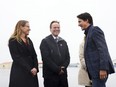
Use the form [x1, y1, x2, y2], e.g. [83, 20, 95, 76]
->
[86, 19, 89, 23]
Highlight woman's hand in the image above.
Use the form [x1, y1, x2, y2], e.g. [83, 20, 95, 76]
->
[31, 68, 37, 76]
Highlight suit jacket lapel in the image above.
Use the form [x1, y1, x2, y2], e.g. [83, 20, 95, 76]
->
[84, 25, 94, 51]
[49, 35, 57, 44]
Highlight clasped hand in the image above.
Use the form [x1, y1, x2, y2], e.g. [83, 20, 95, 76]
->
[31, 68, 37, 76]
[59, 66, 65, 75]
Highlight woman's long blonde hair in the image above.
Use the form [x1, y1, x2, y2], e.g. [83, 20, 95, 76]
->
[9, 20, 29, 42]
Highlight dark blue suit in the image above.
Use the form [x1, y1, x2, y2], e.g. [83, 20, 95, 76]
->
[84, 25, 115, 87]
[40, 35, 70, 87]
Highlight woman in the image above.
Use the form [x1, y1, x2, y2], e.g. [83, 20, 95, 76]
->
[78, 37, 92, 87]
[8, 20, 39, 87]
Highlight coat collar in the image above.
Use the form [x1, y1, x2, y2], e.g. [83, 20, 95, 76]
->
[19, 38, 32, 53]
[84, 25, 94, 50]
[48, 34, 64, 43]
[84, 24, 92, 36]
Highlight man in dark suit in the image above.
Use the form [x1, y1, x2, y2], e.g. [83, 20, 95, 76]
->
[40, 20, 70, 87]
[77, 12, 115, 87]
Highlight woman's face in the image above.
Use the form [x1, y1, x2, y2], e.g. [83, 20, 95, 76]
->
[21, 22, 30, 36]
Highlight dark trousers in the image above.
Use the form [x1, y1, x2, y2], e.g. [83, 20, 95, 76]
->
[92, 78, 107, 87]
[44, 74, 68, 87]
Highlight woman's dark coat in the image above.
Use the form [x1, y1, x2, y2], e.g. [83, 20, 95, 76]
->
[8, 38, 39, 87]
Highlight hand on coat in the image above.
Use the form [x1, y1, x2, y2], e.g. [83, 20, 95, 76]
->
[59, 69, 64, 75]
[99, 70, 107, 79]
[59, 66, 65, 75]
[31, 68, 37, 76]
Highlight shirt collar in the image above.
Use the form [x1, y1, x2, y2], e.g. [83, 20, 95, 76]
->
[52, 34, 59, 39]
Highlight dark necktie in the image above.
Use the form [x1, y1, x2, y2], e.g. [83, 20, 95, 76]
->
[55, 37, 58, 43]
[55, 37, 61, 57]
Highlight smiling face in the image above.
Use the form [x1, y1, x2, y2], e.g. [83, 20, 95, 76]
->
[78, 18, 90, 30]
[50, 22, 60, 37]
[77, 12, 93, 30]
